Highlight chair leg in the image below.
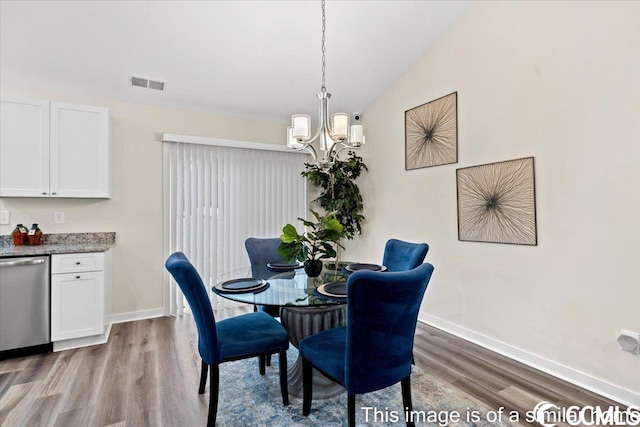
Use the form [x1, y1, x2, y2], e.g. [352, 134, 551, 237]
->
[348, 393, 356, 427]
[199, 360, 208, 394]
[401, 375, 415, 427]
[259, 355, 266, 375]
[207, 365, 219, 427]
[302, 358, 313, 416]
[266, 354, 272, 366]
[278, 350, 289, 406]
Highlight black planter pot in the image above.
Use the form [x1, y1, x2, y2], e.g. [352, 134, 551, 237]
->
[304, 259, 323, 277]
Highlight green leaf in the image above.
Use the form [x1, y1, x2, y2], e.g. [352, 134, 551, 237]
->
[309, 209, 322, 222]
[324, 218, 343, 233]
[280, 223, 299, 243]
[299, 219, 315, 228]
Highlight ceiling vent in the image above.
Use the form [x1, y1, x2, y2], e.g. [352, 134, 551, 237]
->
[130, 75, 165, 91]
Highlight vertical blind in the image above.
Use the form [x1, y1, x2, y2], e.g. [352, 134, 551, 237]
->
[164, 141, 308, 312]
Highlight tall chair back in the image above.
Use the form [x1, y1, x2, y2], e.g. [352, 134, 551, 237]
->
[165, 252, 219, 366]
[245, 237, 285, 279]
[245, 237, 284, 266]
[382, 238, 429, 272]
[245, 237, 286, 319]
[299, 263, 435, 426]
[345, 263, 434, 393]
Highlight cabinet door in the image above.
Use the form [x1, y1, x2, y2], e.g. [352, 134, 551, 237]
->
[51, 271, 104, 341]
[0, 96, 50, 197]
[50, 102, 110, 198]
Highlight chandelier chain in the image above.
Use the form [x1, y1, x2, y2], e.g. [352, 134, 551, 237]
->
[321, 0, 326, 90]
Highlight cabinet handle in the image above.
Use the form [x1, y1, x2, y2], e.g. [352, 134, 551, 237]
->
[0, 258, 46, 268]
[42, 192, 47, 195]
[76, 275, 81, 279]
[52, 192, 57, 195]
[76, 262, 81, 265]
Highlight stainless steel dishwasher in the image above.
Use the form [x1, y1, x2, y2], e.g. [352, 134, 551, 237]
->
[0, 255, 52, 358]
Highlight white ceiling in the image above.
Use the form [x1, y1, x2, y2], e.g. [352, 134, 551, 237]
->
[0, 0, 472, 123]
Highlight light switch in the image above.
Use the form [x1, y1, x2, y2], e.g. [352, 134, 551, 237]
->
[0, 211, 9, 225]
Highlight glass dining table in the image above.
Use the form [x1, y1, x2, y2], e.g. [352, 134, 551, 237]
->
[213, 263, 349, 398]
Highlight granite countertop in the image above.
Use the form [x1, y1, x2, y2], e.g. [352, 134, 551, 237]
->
[0, 232, 115, 257]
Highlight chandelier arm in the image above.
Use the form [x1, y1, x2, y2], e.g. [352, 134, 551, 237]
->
[302, 143, 319, 162]
[326, 138, 339, 157]
[306, 125, 323, 145]
[332, 143, 355, 160]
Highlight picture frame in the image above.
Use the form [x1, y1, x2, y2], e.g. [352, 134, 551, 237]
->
[456, 157, 537, 245]
[405, 92, 458, 170]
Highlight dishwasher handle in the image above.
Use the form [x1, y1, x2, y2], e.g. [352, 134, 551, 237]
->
[0, 258, 47, 268]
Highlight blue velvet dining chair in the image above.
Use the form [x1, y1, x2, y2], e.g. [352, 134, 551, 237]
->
[165, 252, 289, 427]
[382, 238, 429, 272]
[245, 237, 285, 317]
[299, 263, 435, 427]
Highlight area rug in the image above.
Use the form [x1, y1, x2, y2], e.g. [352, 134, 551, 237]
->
[215, 349, 514, 427]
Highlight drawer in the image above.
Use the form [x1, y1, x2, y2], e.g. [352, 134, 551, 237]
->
[51, 252, 104, 274]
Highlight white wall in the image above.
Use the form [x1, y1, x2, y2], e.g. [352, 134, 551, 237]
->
[0, 87, 287, 317]
[346, 1, 640, 404]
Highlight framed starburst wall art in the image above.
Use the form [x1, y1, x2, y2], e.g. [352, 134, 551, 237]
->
[405, 92, 458, 170]
[456, 157, 537, 246]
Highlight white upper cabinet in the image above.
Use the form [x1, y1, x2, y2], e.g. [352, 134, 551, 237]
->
[50, 102, 110, 198]
[0, 96, 50, 197]
[0, 96, 111, 198]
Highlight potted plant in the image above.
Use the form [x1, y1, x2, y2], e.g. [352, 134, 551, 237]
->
[302, 151, 367, 267]
[278, 209, 344, 277]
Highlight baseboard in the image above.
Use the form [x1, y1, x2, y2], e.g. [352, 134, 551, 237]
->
[52, 308, 165, 352]
[109, 307, 165, 324]
[418, 313, 640, 407]
[53, 323, 112, 352]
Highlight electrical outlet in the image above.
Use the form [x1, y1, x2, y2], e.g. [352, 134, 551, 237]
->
[0, 211, 9, 225]
[618, 329, 640, 354]
[54, 211, 65, 224]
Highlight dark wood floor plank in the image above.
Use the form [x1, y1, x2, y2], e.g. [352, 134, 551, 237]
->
[125, 350, 158, 427]
[19, 393, 65, 426]
[0, 380, 43, 427]
[0, 371, 21, 398]
[58, 351, 103, 414]
[40, 349, 78, 398]
[53, 406, 93, 427]
[414, 335, 514, 393]
[412, 350, 466, 385]
[451, 378, 535, 427]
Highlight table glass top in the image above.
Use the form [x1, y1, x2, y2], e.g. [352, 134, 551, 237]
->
[214, 264, 348, 307]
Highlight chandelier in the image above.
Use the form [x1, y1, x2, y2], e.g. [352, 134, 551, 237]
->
[287, 0, 365, 169]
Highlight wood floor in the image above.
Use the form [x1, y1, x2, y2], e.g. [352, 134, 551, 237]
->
[0, 308, 622, 427]
[412, 324, 622, 426]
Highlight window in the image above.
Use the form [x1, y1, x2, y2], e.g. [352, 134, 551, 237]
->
[163, 136, 307, 313]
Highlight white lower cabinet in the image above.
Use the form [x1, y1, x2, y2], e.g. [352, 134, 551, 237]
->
[51, 252, 105, 341]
